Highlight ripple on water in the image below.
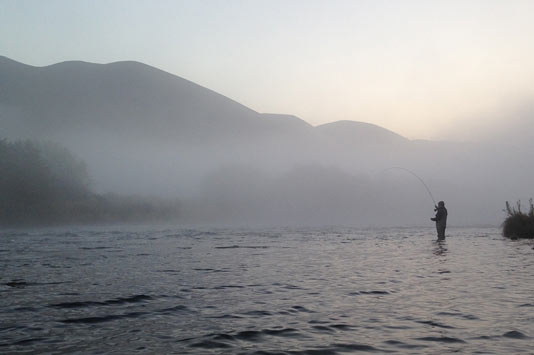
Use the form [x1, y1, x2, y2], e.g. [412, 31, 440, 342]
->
[416, 320, 455, 329]
[187, 328, 302, 350]
[49, 294, 153, 308]
[311, 325, 335, 333]
[155, 269, 180, 274]
[348, 290, 390, 296]
[415, 336, 466, 343]
[214, 285, 245, 290]
[289, 343, 385, 354]
[59, 303, 189, 324]
[61, 311, 147, 324]
[329, 324, 356, 331]
[189, 340, 232, 349]
[210, 314, 243, 319]
[331, 343, 384, 352]
[79, 246, 114, 250]
[289, 305, 314, 313]
[435, 311, 479, 320]
[193, 268, 230, 273]
[383, 340, 428, 350]
[2, 337, 47, 347]
[242, 310, 273, 317]
[157, 305, 189, 314]
[215, 245, 270, 249]
[4, 280, 71, 288]
[502, 330, 529, 339]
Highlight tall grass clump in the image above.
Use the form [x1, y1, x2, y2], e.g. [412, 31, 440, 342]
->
[502, 199, 534, 239]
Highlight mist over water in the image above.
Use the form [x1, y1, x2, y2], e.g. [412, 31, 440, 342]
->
[1, 40, 534, 355]
[2, 2, 534, 354]
[1, 226, 533, 353]
[2, 57, 533, 227]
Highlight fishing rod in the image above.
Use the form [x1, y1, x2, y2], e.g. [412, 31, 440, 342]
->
[380, 167, 437, 207]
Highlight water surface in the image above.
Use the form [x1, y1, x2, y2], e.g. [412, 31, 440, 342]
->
[1, 226, 533, 354]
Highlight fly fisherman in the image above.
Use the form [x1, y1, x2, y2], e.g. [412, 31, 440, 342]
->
[431, 201, 448, 240]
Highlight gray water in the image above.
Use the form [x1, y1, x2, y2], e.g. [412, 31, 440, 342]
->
[1, 226, 533, 354]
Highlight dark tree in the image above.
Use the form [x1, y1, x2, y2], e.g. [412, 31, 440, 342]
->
[0, 139, 90, 224]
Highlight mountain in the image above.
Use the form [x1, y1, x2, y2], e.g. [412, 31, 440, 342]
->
[0, 56, 269, 144]
[316, 120, 408, 147]
[0, 56, 406, 193]
[2, 56, 531, 226]
[0, 56, 403, 145]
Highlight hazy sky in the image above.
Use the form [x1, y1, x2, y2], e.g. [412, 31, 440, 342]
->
[2, 0, 533, 139]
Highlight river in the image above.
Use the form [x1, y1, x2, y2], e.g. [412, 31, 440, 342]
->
[1, 226, 533, 354]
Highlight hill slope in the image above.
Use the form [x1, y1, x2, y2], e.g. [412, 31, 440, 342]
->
[3, 56, 531, 225]
[0, 56, 409, 193]
[0, 56, 272, 144]
[0, 56, 407, 145]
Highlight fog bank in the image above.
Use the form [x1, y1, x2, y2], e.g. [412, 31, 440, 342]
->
[1, 57, 532, 227]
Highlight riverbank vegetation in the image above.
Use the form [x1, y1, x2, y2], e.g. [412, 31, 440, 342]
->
[0, 139, 180, 226]
[502, 200, 534, 239]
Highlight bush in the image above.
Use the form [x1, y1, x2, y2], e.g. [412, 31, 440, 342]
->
[502, 199, 534, 239]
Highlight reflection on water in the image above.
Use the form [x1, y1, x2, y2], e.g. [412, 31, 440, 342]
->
[0, 226, 533, 354]
[433, 240, 448, 256]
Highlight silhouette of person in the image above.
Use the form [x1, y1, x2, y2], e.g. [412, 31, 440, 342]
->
[431, 201, 448, 239]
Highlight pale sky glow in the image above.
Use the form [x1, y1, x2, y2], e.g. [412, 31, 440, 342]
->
[2, 0, 533, 140]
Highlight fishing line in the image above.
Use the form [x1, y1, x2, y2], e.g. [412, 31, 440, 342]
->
[379, 167, 437, 207]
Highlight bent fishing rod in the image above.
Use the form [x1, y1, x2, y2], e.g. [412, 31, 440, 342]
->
[379, 167, 437, 207]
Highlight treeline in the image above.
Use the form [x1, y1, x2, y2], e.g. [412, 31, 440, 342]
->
[0, 139, 180, 225]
